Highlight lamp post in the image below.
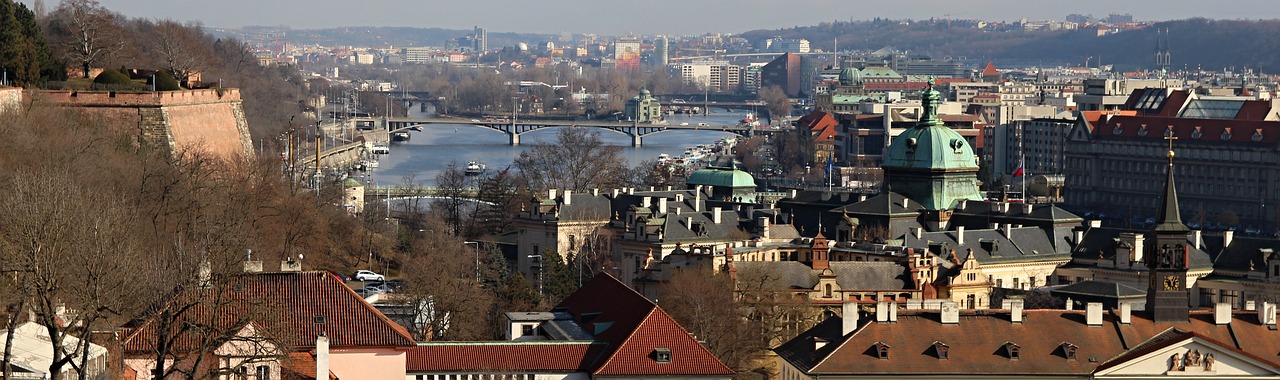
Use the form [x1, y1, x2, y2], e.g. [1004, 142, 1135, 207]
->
[465, 241, 480, 281]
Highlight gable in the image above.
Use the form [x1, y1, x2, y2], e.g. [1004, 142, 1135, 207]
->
[1095, 337, 1280, 377]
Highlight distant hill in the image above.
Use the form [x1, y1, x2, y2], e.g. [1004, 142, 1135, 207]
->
[216, 26, 558, 50]
[740, 18, 1280, 73]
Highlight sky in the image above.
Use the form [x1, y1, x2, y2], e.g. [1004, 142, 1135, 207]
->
[22, 0, 1280, 36]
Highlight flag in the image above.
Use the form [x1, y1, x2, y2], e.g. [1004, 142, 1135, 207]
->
[825, 154, 834, 176]
[1012, 158, 1024, 178]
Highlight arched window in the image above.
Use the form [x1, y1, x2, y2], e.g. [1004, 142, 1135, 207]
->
[824, 283, 833, 298]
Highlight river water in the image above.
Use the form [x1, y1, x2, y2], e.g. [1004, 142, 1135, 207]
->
[363, 107, 759, 187]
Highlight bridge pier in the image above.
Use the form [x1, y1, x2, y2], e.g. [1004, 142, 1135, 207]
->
[509, 132, 521, 146]
[632, 134, 642, 147]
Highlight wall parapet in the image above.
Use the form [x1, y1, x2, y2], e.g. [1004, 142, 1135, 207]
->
[28, 88, 242, 107]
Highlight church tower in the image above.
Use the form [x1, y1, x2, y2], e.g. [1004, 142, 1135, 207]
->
[882, 79, 984, 230]
[1146, 134, 1190, 322]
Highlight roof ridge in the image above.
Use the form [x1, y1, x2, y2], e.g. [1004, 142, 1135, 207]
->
[591, 306, 660, 374]
[326, 272, 418, 346]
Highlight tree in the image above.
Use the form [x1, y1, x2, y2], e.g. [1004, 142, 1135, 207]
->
[734, 265, 822, 349]
[513, 127, 629, 192]
[148, 19, 209, 86]
[659, 270, 762, 376]
[433, 161, 470, 236]
[539, 249, 578, 305]
[0, 0, 58, 84]
[46, 0, 124, 79]
[473, 167, 524, 237]
[397, 216, 494, 340]
[757, 85, 791, 120]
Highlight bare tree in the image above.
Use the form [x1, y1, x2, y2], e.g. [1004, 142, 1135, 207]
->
[46, 0, 124, 78]
[659, 270, 763, 377]
[513, 127, 629, 192]
[149, 19, 210, 86]
[397, 216, 495, 340]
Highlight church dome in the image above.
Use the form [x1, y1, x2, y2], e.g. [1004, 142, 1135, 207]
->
[839, 67, 861, 86]
[687, 166, 756, 189]
[883, 81, 978, 171]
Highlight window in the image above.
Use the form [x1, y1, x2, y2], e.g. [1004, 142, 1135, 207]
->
[1005, 342, 1021, 360]
[1199, 288, 1215, 306]
[1220, 289, 1241, 308]
[256, 365, 270, 380]
[933, 341, 949, 360]
[521, 324, 535, 337]
[823, 284, 833, 298]
[874, 342, 891, 359]
[1061, 342, 1078, 360]
[653, 348, 673, 363]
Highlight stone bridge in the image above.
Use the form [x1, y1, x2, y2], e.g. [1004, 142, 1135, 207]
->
[348, 116, 771, 147]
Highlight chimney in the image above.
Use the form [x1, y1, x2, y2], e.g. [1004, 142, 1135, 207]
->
[1119, 302, 1132, 324]
[649, 186, 655, 192]
[914, 227, 924, 238]
[940, 301, 959, 324]
[316, 334, 330, 380]
[841, 302, 859, 336]
[281, 257, 302, 272]
[900, 198, 909, 208]
[548, 189, 558, 201]
[199, 261, 211, 289]
[1086, 302, 1103, 326]
[659, 198, 668, 214]
[563, 190, 572, 205]
[906, 299, 923, 310]
[876, 301, 890, 323]
[1088, 220, 1102, 228]
[592, 188, 599, 196]
[1224, 230, 1235, 248]
[628, 187, 635, 195]
[1009, 299, 1024, 324]
[1215, 303, 1232, 325]
[242, 249, 262, 273]
[675, 193, 684, 202]
[675, 207, 682, 215]
[1131, 233, 1145, 264]
[957, 226, 966, 246]
[1190, 230, 1202, 250]
[712, 207, 722, 224]
[890, 303, 898, 322]
[612, 189, 619, 197]
[705, 185, 714, 196]
[1002, 224, 1012, 237]
[759, 217, 771, 239]
[1247, 300, 1257, 311]
[695, 189, 703, 212]
[858, 194, 867, 202]
[1260, 302, 1277, 326]
[642, 196, 652, 208]
[685, 216, 693, 229]
[789, 189, 798, 199]
[1065, 297, 1073, 311]
[667, 185, 673, 191]
[1074, 229, 1085, 245]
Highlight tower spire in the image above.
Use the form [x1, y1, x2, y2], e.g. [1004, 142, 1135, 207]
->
[1154, 133, 1187, 232]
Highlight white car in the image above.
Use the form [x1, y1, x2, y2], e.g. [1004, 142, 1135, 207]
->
[354, 270, 384, 282]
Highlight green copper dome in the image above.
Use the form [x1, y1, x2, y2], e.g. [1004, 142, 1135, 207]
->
[343, 177, 364, 188]
[687, 166, 756, 189]
[839, 67, 862, 86]
[882, 79, 983, 211]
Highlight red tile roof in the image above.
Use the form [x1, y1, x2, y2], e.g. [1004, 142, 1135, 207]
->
[557, 274, 735, 376]
[122, 272, 416, 354]
[407, 342, 607, 372]
[783, 307, 1280, 376]
[981, 62, 1000, 77]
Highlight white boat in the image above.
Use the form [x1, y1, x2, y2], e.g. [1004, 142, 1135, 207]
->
[391, 131, 410, 141]
[465, 161, 486, 176]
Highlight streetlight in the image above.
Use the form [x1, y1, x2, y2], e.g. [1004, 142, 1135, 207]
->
[465, 241, 480, 281]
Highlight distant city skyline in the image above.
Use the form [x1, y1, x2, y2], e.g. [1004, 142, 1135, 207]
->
[21, 0, 1280, 36]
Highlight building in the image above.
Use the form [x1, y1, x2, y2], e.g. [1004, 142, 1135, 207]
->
[652, 36, 669, 67]
[762, 53, 803, 97]
[680, 60, 741, 92]
[472, 26, 487, 52]
[405, 273, 735, 380]
[515, 189, 613, 281]
[0, 322, 108, 379]
[624, 88, 662, 123]
[401, 47, 433, 64]
[1064, 88, 1280, 227]
[613, 38, 641, 71]
[119, 270, 417, 380]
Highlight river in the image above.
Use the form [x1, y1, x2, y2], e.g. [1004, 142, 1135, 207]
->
[362, 106, 762, 187]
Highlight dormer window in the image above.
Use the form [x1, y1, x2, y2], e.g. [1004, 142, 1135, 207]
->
[1004, 342, 1021, 360]
[1060, 342, 1078, 360]
[1137, 124, 1149, 136]
[1253, 129, 1264, 142]
[653, 348, 672, 363]
[874, 342, 891, 359]
[1221, 127, 1233, 141]
[933, 341, 950, 360]
[1191, 126, 1203, 139]
[1112, 125, 1123, 135]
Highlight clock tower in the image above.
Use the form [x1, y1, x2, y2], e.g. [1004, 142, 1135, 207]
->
[1146, 134, 1190, 322]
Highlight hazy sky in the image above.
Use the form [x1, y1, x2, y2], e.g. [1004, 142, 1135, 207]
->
[23, 0, 1280, 35]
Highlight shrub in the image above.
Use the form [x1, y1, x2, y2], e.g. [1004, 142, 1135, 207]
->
[92, 69, 132, 85]
[150, 71, 181, 91]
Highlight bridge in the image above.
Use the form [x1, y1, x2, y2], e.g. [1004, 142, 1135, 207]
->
[348, 116, 771, 147]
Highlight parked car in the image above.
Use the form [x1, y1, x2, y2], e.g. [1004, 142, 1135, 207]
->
[353, 270, 385, 282]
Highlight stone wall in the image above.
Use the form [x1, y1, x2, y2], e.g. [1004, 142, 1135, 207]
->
[28, 89, 254, 160]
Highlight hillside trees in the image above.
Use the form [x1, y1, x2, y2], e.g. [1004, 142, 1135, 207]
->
[45, 0, 124, 79]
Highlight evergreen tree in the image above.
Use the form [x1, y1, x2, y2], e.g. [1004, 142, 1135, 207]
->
[540, 249, 578, 304]
[0, 0, 57, 85]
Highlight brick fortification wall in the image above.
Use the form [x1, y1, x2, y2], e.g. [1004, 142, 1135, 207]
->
[28, 89, 254, 160]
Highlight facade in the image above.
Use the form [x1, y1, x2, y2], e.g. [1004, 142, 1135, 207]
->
[472, 26, 487, 52]
[401, 47, 432, 64]
[882, 80, 984, 224]
[613, 38, 641, 71]
[515, 189, 613, 280]
[680, 60, 741, 92]
[405, 274, 736, 380]
[652, 36, 668, 67]
[1065, 89, 1280, 227]
[762, 53, 803, 97]
[623, 89, 662, 123]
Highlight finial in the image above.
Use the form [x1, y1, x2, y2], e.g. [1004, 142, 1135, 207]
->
[927, 77, 935, 89]
[1164, 132, 1178, 167]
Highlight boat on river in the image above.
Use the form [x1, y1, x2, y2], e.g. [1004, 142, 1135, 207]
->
[465, 161, 486, 176]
